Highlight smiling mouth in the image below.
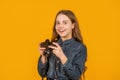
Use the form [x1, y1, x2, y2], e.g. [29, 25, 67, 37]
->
[58, 29, 66, 33]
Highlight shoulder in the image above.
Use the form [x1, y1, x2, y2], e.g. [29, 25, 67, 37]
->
[72, 39, 86, 49]
[71, 39, 87, 56]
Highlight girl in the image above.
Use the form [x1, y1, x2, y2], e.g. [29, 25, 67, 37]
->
[38, 10, 87, 80]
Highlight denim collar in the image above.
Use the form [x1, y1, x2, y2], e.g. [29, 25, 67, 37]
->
[57, 38, 75, 46]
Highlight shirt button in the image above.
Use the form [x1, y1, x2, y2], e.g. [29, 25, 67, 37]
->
[57, 60, 59, 63]
[56, 67, 58, 70]
[55, 75, 57, 79]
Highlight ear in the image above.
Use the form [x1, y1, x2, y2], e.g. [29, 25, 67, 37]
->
[72, 23, 75, 29]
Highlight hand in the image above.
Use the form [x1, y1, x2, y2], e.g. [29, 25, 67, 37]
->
[39, 43, 46, 56]
[48, 42, 67, 64]
[39, 43, 46, 64]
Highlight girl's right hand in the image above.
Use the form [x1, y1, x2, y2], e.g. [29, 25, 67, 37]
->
[39, 47, 46, 56]
[39, 44, 46, 64]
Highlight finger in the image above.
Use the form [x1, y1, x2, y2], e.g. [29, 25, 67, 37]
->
[48, 45, 57, 50]
[52, 42, 60, 48]
[52, 50, 58, 55]
[40, 47, 46, 49]
[52, 50, 56, 54]
[40, 48, 46, 51]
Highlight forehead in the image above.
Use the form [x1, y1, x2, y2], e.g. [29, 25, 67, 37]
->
[56, 14, 70, 21]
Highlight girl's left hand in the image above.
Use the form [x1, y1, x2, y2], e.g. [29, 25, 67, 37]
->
[48, 42, 67, 64]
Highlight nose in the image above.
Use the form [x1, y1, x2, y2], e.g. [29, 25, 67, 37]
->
[59, 23, 64, 28]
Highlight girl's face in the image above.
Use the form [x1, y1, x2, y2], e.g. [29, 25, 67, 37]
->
[55, 14, 75, 41]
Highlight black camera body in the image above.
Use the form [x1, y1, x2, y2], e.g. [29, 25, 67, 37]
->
[40, 39, 55, 55]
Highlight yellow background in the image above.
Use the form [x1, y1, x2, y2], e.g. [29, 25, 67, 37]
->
[0, 0, 120, 80]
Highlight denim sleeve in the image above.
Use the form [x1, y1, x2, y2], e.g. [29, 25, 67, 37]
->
[37, 55, 47, 77]
[62, 45, 87, 80]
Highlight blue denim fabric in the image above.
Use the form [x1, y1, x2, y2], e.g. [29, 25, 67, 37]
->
[38, 38, 87, 80]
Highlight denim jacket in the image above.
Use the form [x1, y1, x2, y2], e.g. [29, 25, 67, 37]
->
[38, 38, 87, 80]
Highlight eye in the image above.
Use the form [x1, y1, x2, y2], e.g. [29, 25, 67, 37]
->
[56, 21, 60, 25]
[63, 21, 67, 25]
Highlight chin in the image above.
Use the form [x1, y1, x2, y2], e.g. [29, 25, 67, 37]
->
[59, 34, 66, 37]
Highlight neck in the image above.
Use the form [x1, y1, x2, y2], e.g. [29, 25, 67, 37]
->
[61, 37, 73, 41]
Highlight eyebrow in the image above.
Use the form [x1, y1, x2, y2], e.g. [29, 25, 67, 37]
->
[56, 20, 69, 22]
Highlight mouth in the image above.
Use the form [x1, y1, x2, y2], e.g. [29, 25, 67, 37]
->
[58, 29, 66, 33]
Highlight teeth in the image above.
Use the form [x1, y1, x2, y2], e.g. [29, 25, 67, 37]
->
[60, 30, 64, 31]
[59, 29, 65, 32]
[58, 29, 65, 33]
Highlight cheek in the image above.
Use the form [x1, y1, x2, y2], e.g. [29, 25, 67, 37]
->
[67, 25, 73, 31]
[55, 26, 59, 33]
[55, 25, 57, 29]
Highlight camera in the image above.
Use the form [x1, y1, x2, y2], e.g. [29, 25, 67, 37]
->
[40, 39, 56, 55]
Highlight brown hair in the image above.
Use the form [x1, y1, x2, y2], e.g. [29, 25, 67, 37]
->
[51, 10, 83, 43]
[51, 10, 87, 80]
